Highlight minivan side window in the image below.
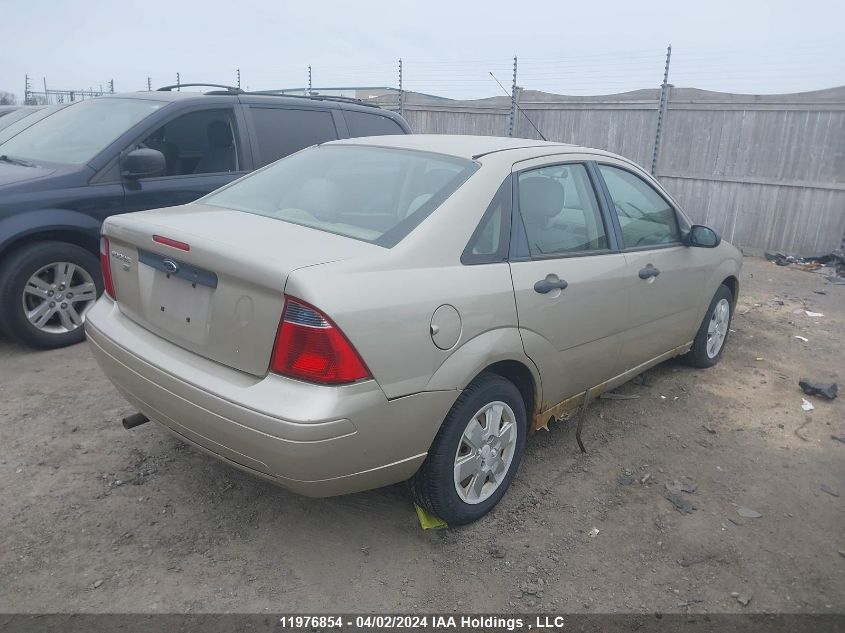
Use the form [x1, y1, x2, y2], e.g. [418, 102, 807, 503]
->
[598, 164, 681, 248]
[138, 108, 240, 176]
[344, 110, 405, 137]
[249, 107, 337, 166]
[517, 163, 608, 257]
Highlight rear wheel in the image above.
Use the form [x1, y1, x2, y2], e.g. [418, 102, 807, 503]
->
[684, 284, 733, 368]
[409, 373, 527, 525]
[0, 241, 102, 349]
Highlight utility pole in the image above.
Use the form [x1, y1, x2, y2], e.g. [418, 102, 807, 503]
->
[651, 44, 672, 175]
[176, 72, 181, 91]
[307, 66, 312, 96]
[147, 76, 152, 91]
[508, 56, 518, 137]
[398, 58, 405, 117]
[236, 68, 241, 89]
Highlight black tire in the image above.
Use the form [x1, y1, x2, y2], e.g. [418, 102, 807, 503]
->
[409, 372, 527, 525]
[0, 241, 103, 349]
[683, 284, 733, 368]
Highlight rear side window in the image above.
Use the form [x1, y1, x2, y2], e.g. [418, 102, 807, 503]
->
[598, 164, 681, 248]
[203, 145, 477, 247]
[249, 107, 337, 166]
[344, 110, 405, 137]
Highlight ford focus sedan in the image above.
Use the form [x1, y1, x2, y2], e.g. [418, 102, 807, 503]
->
[86, 135, 741, 524]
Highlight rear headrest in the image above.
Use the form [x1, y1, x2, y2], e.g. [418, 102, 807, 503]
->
[519, 177, 564, 220]
[207, 120, 232, 148]
[290, 178, 340, 220]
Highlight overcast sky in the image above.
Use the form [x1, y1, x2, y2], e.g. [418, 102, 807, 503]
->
[2, 0, 843, 100]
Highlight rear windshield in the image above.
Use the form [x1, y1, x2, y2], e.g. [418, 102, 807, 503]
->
[203, 145, 477, 247]
[0, 98, 161, 165]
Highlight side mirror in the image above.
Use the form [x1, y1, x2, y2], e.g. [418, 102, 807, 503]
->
[121, 148, 165, 179]
[685, 224, 720, 248]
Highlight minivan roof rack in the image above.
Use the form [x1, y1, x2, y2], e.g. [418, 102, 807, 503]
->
[154, 84, 386, 109]
[157, 83, 243, 94]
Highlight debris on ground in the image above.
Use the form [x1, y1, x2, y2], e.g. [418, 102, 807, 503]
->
[799, 379, 838, 401]
[487, 543, 506, 559]
[805, 310, 824, 318]
[794, 335, 809, 342]
[702, 424, 717, 434]
[599, 392, 640, 401]
[736, 506, 762, 519]
[820, 484, 839, 498]
[801, 398, 815, 412]
[665, 480, 698, 494]
[765, 250, 845, 280]
[414, 504, 447, 530]
[617, 474, 635, 486]
[588, 527, 600, 538]
[736, 593, 753, 607]
[832, 435, 845, 444]
[664, 491, 697, 514]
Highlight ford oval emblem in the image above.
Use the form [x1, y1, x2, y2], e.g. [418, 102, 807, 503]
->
[162, 259, 179, 274]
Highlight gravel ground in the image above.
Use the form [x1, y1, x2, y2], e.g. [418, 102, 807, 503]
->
[1, 256, 843, 614]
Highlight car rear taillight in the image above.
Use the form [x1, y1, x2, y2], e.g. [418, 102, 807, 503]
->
[271, 297, 370, 384]
[100, 236, 115, 299]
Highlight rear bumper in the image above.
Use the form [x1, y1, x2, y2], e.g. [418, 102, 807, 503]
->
[85, 298, 459, 497]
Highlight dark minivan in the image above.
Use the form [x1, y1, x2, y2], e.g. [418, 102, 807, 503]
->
[0, 86, 410, 348]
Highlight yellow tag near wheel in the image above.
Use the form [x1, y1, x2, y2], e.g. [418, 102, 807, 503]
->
[414, 504, 447, 530]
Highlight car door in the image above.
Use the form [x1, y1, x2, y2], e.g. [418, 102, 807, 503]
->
[120, 105, 250, 213]
[508, 158, 630, 405]
[595, 161, 711, 371]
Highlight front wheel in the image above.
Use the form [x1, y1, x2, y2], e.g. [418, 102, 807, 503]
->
[409, 373, 527, 525]
[684, 284, 733, 368]
[0, 241, 102, 349]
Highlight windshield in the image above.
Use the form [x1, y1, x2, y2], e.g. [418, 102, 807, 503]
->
[0, 108, 41, 132]
[203, 145, 478, 247]
[0, 98, 162, 165]
[0, 108, 57, 144]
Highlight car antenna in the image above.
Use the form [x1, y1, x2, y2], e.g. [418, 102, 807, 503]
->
[489, 72, 547, 141]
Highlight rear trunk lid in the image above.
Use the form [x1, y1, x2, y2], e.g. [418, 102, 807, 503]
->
[103, 203, 381, 376]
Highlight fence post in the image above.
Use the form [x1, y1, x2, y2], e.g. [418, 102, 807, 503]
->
[308, 66, 312, 96]
[176, 72, 180, 92]
[237, 68, 241, 90]
[651, 44, 672, 175]
[508, 56, 518, 137]
[398, 58, 405, 117]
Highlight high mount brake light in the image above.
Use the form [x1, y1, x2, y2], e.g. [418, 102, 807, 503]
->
[270, 297, 370, 384]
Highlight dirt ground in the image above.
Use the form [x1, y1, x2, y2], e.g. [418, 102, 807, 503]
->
[1, 256, 843, 615]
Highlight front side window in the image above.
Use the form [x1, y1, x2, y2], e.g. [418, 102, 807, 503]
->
[249, 107, 337, 166]
[598, 164, 681, 248]
[0, 98, 162, 165]
[203, 145, 477, 247]
[134, 109, 239, 176]
[517, 163, 608, 257]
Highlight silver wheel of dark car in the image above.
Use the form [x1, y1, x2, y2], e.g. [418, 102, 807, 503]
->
[0, 241, 103, 349]
[453, 401, 518, 504]
[22, 261, 97, 334]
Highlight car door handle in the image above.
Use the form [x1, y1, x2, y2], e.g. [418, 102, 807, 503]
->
[638, 265, 660, 279]
[534, 278, 569, 294]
